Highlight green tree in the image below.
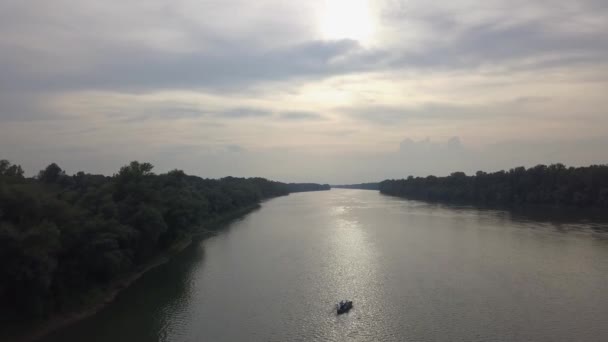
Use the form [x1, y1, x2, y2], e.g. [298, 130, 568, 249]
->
[38, 163, 65, 183]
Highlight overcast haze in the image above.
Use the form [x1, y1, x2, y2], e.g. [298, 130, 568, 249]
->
[1, 0, 607, 183]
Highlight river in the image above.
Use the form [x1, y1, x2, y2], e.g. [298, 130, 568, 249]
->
[40, 189, 608, 342]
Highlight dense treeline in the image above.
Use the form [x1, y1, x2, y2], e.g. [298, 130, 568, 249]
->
[286, 183, 331, 192]
[332, 183, 379, 190]
[0, 160, 324, 319]
[380, 164, 608, 207]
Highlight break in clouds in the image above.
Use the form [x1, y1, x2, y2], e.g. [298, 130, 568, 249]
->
[1, 0, 608, 182]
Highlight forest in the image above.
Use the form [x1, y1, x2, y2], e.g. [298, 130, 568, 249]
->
[0, 160, 327, 320]
[286, 183, 331, 192]
[379, 164, 608, 207]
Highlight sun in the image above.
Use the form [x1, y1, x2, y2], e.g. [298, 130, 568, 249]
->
[319, 0, 374, 44]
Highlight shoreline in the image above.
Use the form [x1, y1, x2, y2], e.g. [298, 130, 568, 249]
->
[9, 237, 195, 342]
[6, 204, 263, 342]
[379, 191, 608, 214]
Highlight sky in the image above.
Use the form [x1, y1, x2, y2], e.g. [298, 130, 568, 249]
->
[1, 0, 607, 183]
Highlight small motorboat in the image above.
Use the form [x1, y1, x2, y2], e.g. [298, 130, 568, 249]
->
[336, 300, 353, 314]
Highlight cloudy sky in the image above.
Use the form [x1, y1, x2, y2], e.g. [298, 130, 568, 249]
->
[1, 0, 607, 183]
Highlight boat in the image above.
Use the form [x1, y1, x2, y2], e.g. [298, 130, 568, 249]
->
[337, 300, 353, 314]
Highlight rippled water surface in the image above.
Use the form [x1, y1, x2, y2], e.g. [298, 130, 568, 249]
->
[41, 190, 608, 342]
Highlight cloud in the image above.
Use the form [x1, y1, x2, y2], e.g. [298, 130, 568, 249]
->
[0, 38, 367, 93]
[1, 0, 608, 183]
[278, 111, 326, 121]
[343, 99, 532, 125]
[220, 108, 271, 119]
[1, 0, 607, 97]
[0, 92, 57, 121]
[345, 103, 482, 125]
[225, 144, 246, 153]
[379, 0, 608, 72]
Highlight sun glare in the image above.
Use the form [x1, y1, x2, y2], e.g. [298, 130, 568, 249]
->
[320, 0, 374, 44]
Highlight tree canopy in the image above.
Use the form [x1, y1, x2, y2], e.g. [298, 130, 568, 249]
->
[0, 160, 327, 319]
[379, 164, 608, 207]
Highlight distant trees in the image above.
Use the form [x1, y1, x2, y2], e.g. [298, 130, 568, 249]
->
[286, 183, 330, 192]
[0, 160, 24, 179]
[0, 160, 327, 319]
[332, 183, 379, 190]
[379, 164, 608, 208]
[37, 163, 65, 183]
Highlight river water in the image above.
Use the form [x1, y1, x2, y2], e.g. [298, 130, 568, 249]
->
[41, 189, 608, 342]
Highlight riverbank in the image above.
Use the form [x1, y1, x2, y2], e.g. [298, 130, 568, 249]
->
[4, 204, 263, 342]
[379, 191, 608, 221]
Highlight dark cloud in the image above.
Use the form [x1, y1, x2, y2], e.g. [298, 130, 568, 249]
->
[0, 39, 366, 93]
[0, 0, 607, 97]
[381, 2, 608, 72]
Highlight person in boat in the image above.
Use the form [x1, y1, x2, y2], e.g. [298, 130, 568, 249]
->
[337, 300, 353, 314]
[338, 300, 351, 310]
